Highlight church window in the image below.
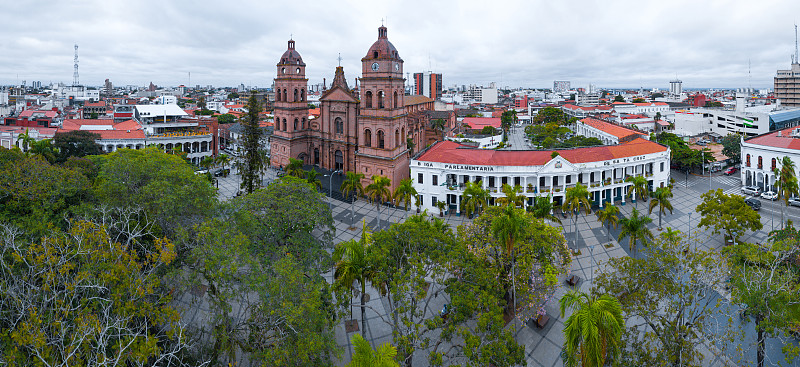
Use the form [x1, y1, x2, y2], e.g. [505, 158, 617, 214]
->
[294, 89, 298, 102]
[335, 117, 343, 134]
[294, 118, 298, 131]
[364, 129, 372, 147]
[282, 118, 287, 131]
[283, 89, 287, 102]
[365, 91, 373, 108]
[373, 51, 378, 58]
[378, 91, 385, 108]
[302, 117, 306, 130]
[276, 89, 281, 102]
[378, 130, 385, 149]
[301, 89, 305, 101]
[395, 129, 400, 147]
[394, 91, 398, 108]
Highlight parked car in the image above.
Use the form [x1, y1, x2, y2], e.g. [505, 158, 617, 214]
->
[741, 186, 762, 196]
[213, 168, 230, 177]
[744, 197, 762, 211]
[761, 191, 779, 201]
[724, 167, 738, 175]
[789, 197, 800, 208]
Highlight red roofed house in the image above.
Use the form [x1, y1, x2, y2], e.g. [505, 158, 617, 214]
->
[462, 117, 501, 130]
[0, 126, 57, 150]
[575, 117, 647, 145]
[741, 125, 800, 191]
[411, 136, 670, 213]
[4, 110, 59, 128]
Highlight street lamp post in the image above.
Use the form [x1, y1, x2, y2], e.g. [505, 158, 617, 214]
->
[326, 170, 342, 211]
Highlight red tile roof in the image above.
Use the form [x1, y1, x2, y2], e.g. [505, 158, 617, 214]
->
[59, 119, 144, 140]
[745, 126, 800, 150]
[579, 117, 644, 140]
[417, 138, 667, 166]
[463, 117, 501, 129]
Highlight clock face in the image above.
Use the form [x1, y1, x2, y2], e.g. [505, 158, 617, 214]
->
[394, 63, 400, 71]
[371, 62, 379, 71]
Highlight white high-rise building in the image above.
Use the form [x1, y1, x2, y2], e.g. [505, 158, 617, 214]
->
[669, 79, 683, 97]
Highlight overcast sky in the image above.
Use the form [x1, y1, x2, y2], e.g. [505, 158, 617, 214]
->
[2, 0, 799, 90]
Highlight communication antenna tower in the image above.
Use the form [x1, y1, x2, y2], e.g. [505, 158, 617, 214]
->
[73, 44, 79, 86]
[795, 24, 799, 64]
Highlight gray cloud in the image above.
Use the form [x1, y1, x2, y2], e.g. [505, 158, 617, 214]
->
[1, 0, 798, 89]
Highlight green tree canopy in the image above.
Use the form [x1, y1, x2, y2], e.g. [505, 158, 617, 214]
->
[695, 189, 763, 242]
[95, 147, 216, 236]
[53, 130, 103, 162]
[720, 133, 741, 164]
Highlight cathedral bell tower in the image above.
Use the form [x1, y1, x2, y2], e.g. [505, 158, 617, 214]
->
[357, 26, 409, 190]
[271, 39, 311, 169]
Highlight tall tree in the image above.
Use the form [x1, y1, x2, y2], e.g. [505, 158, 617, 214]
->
[27, 138, 58, 163]
[695, 189, 763, 243]
[215, 153, 231, 176]
[528, 195, 561, 224]
[559, 290, 624, 367]
[720, 133, 742, 165]
[595, 203, 619, 244]
[724, 226, 800, 367]
[240, 93, 265, 194]
[461, 181, 489, 217]
[0, 221, 195, 366]
[392, 178, 418, 216]
[775, 156, 799, 229]
[617, 208, 653, 256]
[562, 183, 592, 249]
[333, 223, 377, 337]
[594, 230, 736, 366]
[53, 130, 103, 162]
[648, 186, 673, 230]
[491, 205, 528, 316]
[626, 175, 649, 208]
[348, 334, 399, 367]
[430, 118, 446, 139]
[341, 171, 366, 229]
[365, 175, 392, 230]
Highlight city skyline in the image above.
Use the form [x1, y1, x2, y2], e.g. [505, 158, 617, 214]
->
[2, 0, 800, 90]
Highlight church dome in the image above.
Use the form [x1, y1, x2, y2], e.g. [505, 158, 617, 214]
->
[279, 39, 305, 66]
[363, 26, 402, 61]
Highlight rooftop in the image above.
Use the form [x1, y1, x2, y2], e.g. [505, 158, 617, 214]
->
[579, 117, 645, 140]
[416, 138, 667, 167]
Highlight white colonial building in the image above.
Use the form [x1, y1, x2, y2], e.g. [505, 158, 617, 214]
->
[741, 126, 800, 191]
[411, 138, 670, 214]
[574, 118, 647, 145]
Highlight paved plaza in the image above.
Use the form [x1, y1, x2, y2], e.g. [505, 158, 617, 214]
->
[211, 159, 798, 366]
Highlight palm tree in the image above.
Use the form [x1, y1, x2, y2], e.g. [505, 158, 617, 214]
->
[559, 290, 624, 367]
[496, 184, 525, 208]
[333, 223, 376, 335]
[365, 175, 391, 229]
[285, 157, 304, 178]
[305, 169, 322, 189]
[461, 181, 489, 217]
[392, 178, 417, 217]
[215, 154, 231, 176]
[341, 171, 365, 229]
[528, 195, 561, 224]
[648, 186, 674, 230]
[775, 156, 798, 229]
[430, 118, 446, 139]
[28, 139, 58, 163]
[15, 128, 35, 151]
[348, 333, 398, 367]
[625, 175, 649, 208]
[491, 205, 527, 317]
[436, 200, 447, 217]
[617, 208, 654, 257]
[595, 204, 619, 245]
[562, 183, 592, 250]
[200, 156, 215, 171]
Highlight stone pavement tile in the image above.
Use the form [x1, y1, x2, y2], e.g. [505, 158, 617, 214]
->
[531, 339, 563, 367]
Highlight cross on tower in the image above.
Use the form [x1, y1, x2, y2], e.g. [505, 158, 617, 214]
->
[381, 18, 384, 26]
[338, 53, 342, 67]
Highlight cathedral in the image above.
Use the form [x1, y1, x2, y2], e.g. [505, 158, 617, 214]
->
[270, 26, 437, 191]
